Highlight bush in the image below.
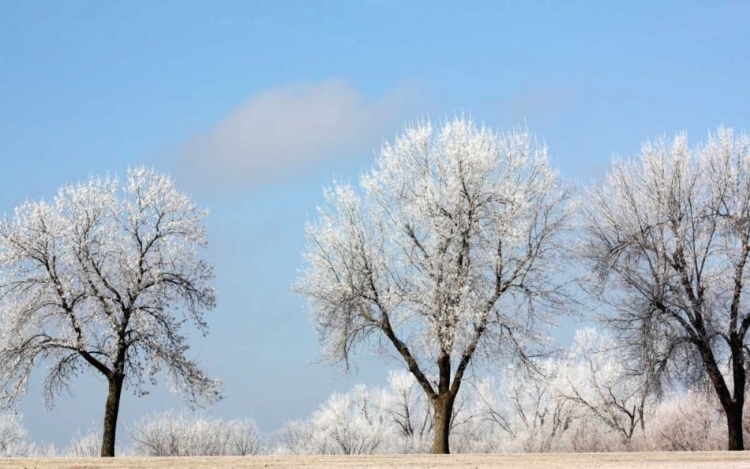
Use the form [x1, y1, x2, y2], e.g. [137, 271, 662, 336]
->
[130, 411, 263, 456]
[64, 430, 101, 457]
[0, 412, 42, 457]
[643, 391, 726, 451]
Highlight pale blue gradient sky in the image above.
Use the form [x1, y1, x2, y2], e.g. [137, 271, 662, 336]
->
[1, 0, 749, 447]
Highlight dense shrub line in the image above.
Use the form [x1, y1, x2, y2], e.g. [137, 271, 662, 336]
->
[271, 370, 747, 454]
[0, 389, 741, 457]
[3, 347, 747, 456]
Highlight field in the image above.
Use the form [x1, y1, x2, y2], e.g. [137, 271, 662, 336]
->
[1, 452, 749, 469]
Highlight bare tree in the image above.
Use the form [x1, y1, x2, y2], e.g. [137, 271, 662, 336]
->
[296, 117, 571, 453]
[0, 167, 220, 457]
[581, 127, 750, 450]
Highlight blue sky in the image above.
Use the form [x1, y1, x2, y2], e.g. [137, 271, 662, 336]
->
[1, 0, 749, 448]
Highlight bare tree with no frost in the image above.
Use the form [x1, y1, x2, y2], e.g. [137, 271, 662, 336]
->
[581, 128, 750, 450]
[0, 167, 220, 457]
[296, 117, 571, 454]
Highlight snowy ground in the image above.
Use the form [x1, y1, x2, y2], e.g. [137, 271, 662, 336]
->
[2, 452, 749, 468]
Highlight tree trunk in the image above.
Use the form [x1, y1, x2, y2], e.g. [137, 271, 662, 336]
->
[101, 374, 124, 457]
[431, 394, 455, 454]
[728, 335, 746, 451]
[698, 339, 746, 451]
[726, 402, 745, 451]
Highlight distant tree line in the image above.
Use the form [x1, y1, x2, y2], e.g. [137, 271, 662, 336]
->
[0, 329, 746, 456]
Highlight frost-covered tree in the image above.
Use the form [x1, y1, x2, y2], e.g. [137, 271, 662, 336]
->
[274, 369, 479, 455]
[296, 117, 571, 453]
[473, 362, 575, 453]
[382, 370, 434, 451]
[0, 167, 220, 457]
[0, 412, 38, 457]
[581, 127, 750, 450]
[558, 328, 653, 443]
[276, 385, 391, 455]
[308, 385, 389, 455]
[273, 358, 750, 454]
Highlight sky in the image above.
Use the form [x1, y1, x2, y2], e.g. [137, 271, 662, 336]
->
[1, 0, 749, 449]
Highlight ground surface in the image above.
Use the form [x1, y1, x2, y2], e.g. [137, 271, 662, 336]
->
[1, 452, 749, 469]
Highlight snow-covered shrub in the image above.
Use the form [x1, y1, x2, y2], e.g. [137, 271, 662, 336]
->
[470, 363, 575, 453]
[643, 391, 725, 451]
[0, 413, 41, 457]
[275, 385, 393, 455]
[274, 370, 480, 455]
[129, 411, 263, 456]
[65, 430, 102, 457]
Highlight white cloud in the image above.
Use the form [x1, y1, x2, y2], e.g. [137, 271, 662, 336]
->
[177, 79, 414, 191]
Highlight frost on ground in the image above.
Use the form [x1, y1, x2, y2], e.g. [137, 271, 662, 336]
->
[0, 453, 748, 469]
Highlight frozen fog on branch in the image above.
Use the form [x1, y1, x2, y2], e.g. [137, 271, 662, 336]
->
[0, 167, 220, 457]
[272, 333, 748, 455]
[1, 119, 749, 459]
[580, 127, 750, 450]
[2, 327, 748, 457]
[296, 116, 573, 453]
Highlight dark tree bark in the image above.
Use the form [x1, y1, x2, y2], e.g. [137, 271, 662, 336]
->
[726, 402, 744, 451]
[101, 373, 124, 457]
[0, 169, 218, 459]
[431, 393, 455, 454]
[580, 128, 750, 453]
[695, 334, 746, 451]
[78, 349, 128, 457]
[705, 369, 745, 451]
[296, 119, 568, 458]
